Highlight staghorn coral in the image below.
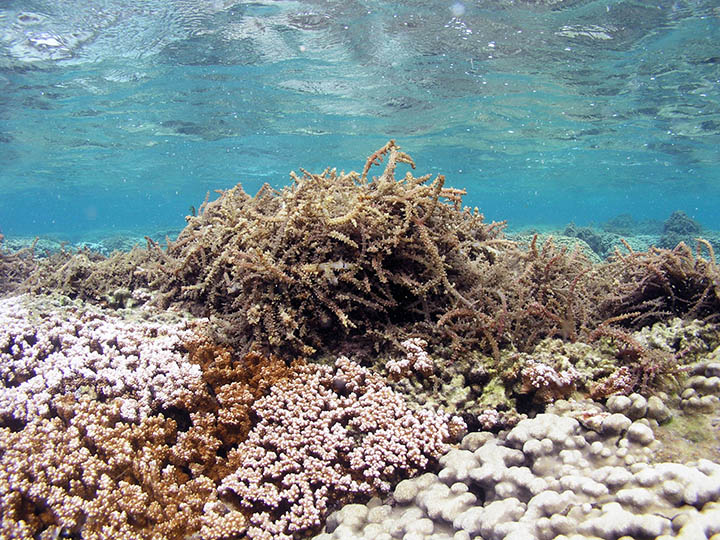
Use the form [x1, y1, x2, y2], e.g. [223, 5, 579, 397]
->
[5, 142, 720, 411]
[11, 142, 717, 369]
[0, 294, 292, 539]
[2, 143, 720, 538]
[0, 293, 467, 539]
[597, 239, 720, 327]
[0, 239, 38, 296]
[0, 394, 242, 540]
[21, 244, 162, 306]
[140, 142, 611, 364]
[501, 234, 599, 350]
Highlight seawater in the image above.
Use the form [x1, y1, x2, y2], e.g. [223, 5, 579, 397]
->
[1, 0, 719, 242]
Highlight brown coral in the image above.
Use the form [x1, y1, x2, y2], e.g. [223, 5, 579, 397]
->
[0, 396, 222, 540]
[598, 239, 720, 327]
[218, 356, 464, 540]
[7, 142, 720, 379]
[0, 323, 297, 540]
[0, 240, 38, 296]
[21, 245, 161, 305]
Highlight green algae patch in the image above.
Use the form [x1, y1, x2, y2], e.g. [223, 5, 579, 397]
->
[654, 411, 720, 463]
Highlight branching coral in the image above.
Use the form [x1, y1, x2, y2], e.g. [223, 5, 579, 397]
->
[141, 143, 608, 362]
[0, 294, 204, 424]
[0, 239, 38, 296]
[0, 295, 291, 539]
[0, 294, 465, 539]
[518, 358, 581, 403]
[432, 233, 600, 360]
[21, 245, 161, 306]
[0, 395, 229, 540]
[3, 142, 720, 540]
[6, 142, 720, 389]
[218, 356, 465, 540]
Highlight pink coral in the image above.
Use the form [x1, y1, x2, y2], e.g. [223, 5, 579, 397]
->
[218, 356, 464, 539]
[590, 365, 636, 399]
[0, 294, 465, 539]
[520, 359, 581, 403]
[0, 294, 205, 424]
[386, 337, 434, 378]
[477, 408, 501, 430]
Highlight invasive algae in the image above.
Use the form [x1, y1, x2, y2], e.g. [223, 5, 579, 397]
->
[147, 140, 510, 357]
[3, 142, 720, 402]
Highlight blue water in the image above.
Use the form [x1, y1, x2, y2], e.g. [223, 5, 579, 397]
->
[1, 0, 719, 242]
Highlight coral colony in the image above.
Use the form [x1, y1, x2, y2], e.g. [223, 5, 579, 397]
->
[1, 141, 720, 539]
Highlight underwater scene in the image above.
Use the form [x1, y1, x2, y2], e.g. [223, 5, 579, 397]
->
[2, 1, 720, 539]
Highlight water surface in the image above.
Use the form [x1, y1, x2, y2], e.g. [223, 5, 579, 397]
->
[1, 0, 718, 241]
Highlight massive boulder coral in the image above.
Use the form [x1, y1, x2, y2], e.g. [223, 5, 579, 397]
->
[315, 412, 720, 540]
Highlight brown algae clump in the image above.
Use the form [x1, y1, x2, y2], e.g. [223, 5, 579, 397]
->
[152, 140, 504, 356]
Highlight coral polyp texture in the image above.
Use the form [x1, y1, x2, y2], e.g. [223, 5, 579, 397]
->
[314, 412, 720, 540]
[218, 356, 464, 540]
[0, 294, 463, 540]
[0, 294, 203, 424]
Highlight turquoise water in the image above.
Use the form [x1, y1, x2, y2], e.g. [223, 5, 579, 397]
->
[1, 0, 719, 242]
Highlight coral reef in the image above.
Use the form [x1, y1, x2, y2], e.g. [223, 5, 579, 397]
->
[0, 293, 203, 424]
[386, 337, 435, 379]
[563, 222, 618, 259]
[660, 210, 702, 250]
[0, 239, 37, 296]
[0, 294, 463, 540]
[146, 140, 506, 357]
[384, 317, 718, 434]
[518, 358, 581, 403]
[0, 294, 270, 539]
[602, 213, 664, 236]
[22, 245, 161, 307]
[0, 396, 228, 540]
[2, 142, 720, 539]
[219, 356, 464, 540]
[602, 213, 639, 236]
[598, 239, 720, 327]
[5, 143, 719, 371]
[315, 412, 720, 540]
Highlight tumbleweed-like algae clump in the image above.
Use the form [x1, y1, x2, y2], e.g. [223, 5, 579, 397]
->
[151, 141, 506, 356]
